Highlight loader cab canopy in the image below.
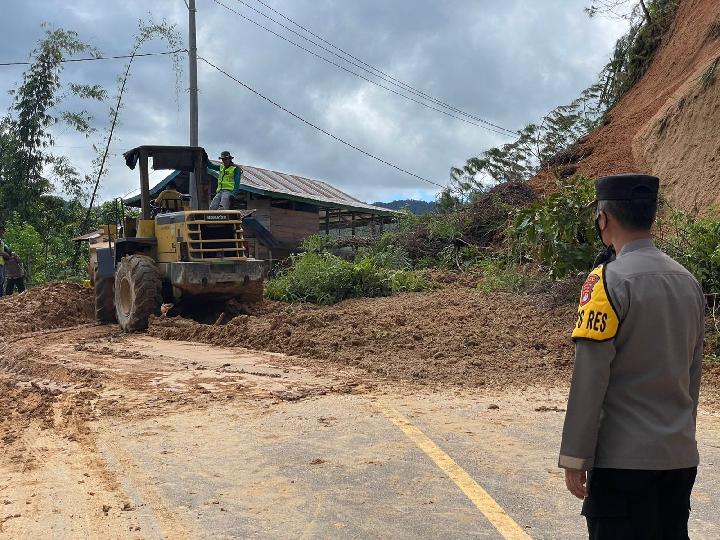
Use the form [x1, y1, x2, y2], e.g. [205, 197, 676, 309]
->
[123, 145, 208, 172]
[122, 145, 210, 218]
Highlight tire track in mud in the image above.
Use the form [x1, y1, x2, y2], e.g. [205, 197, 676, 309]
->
[98, 432, 193, 540]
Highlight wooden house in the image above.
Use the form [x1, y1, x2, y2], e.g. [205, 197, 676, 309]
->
[125, 162, 397, 261]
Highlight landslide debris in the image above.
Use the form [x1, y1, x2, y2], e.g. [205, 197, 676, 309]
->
[0, 282, 94, 336]
[534, 0, 720, 213]
[149, 287, 577, 389]
[396, 182, 537, 262]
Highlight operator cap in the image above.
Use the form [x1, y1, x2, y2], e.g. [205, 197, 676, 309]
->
[219, 150, 233, 159]
[588, 173, 659, 207]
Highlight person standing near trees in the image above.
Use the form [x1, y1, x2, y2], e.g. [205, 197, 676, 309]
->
[5, 253, 25, 295]
[559, 173, 705, 539]
[0, 224, 11, 297]
[208, 150, 242, 210]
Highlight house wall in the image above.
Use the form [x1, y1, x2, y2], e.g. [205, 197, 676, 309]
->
[248, 197, 271, 228]
[238, 193, 320, 260]
[270, 206, 319, 244]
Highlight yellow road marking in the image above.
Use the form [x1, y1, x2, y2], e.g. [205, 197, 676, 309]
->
[380, 405, 532, 540]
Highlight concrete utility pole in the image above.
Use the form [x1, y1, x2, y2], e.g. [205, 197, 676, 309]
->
[188, 0, 199, 145]
[188, 0, 199, 208]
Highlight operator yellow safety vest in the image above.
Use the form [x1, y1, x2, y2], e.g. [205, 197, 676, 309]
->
[0, 240, 5, 266]
[217, 165, 237, 192]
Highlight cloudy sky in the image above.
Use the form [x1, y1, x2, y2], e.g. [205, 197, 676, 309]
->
[0, 0, 627, 204]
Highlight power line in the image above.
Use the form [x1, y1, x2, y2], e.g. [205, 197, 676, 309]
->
[224, 0, 517, 136]
[251, 0, 514, 132]
[198, 55, 446, 189]
[212, 0, 512, 137]
[0, 49, 187, 67]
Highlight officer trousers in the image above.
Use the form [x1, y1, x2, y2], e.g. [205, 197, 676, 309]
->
[582, 467, 696, 540]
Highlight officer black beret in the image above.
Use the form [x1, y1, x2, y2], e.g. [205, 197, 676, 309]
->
[591, 173, 659, 205]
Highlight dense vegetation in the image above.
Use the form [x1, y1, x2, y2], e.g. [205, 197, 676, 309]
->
[265, 238, 429, 304]
[268, 0, 709, 307]
[0, 27, 107, 282]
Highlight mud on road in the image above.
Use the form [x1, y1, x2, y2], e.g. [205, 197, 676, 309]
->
[0, 324, 373, 537]
[2, 283, 720, 537]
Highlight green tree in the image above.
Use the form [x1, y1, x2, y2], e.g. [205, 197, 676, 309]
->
[450, 83, 603, 194]
[0, 25, 106, 224]
[450, 0, 677, 198]
[4, 214, 43, 283]
[595, 0, 677, 109]
[506, 175, 600, 278]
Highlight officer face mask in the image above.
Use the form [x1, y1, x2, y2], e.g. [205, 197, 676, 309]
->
[593, 210, 616, 266]
[594, 213, 607, 248]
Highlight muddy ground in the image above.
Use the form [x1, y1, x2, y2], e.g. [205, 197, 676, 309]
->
[149, 288, 577, 389]
[2, 283, 720, 537]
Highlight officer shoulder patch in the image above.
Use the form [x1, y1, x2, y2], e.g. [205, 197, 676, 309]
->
[571, 265, 620, 342]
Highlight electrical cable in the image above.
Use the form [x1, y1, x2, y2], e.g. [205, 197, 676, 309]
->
[223, 0, 517, 136]
[198, 55, 445, 189]
[212, 0, 512, 137]
[250, 0, 490, 123]
[0, 49, 187, 67]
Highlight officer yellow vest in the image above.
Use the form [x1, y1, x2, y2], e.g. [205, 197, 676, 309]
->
[217, 165, 236, 192]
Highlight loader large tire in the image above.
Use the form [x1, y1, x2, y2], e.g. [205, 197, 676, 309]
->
[240, 279, 264, 304]
[94, 275, 116, 323]
[114, 255, 162, 332]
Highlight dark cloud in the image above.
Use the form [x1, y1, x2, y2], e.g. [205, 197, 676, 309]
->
[0, 0, 626, 203]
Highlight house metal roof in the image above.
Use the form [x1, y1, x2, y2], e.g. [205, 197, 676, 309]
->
[124, 161, 397, 216]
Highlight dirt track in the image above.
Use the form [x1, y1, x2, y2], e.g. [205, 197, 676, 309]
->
[2, 284, 720, 537]
[2, 324, 720, 538]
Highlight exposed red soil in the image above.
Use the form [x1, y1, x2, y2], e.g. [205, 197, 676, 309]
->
[148, 285, 720, 405]
[532, 0, 720, 212]
[0, 282, 717, 399]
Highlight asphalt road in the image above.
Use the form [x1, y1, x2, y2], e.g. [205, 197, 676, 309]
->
[95, 390, 720, 539]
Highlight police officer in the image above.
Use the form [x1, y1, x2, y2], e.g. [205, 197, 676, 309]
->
[208, 150, 242, 210]
[559, 173, 705, 539]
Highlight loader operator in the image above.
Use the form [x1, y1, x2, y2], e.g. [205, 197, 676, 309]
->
[207, 150, 242, 210]
[559, 173, 705, 539]
[153, 179, 184, 212]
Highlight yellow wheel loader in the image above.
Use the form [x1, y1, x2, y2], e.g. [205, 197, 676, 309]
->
[91, 145, 268, 332]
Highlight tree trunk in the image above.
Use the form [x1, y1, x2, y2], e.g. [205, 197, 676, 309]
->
[639, 0, 652, 25]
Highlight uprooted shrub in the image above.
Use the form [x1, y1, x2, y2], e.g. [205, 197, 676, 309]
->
[506, 175, 600, 278]
[376, 182, 537, 270]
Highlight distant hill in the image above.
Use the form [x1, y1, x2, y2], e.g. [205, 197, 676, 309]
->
[373, 199, 436, 215]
